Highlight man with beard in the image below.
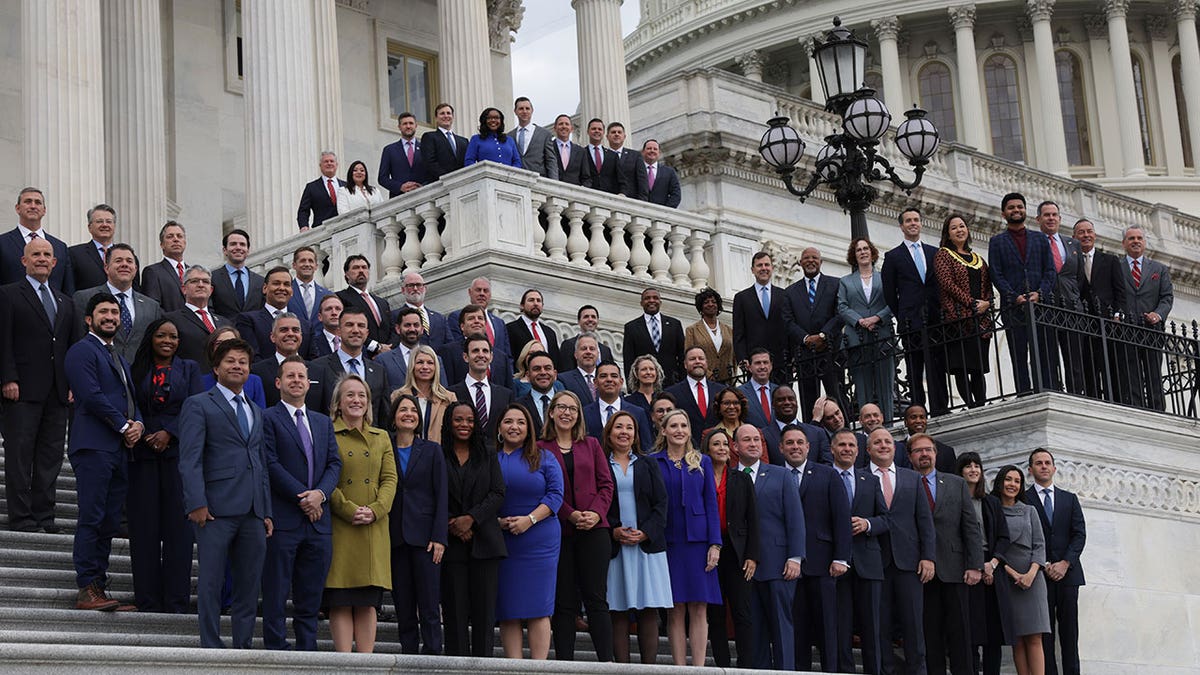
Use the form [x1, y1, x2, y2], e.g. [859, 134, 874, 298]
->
[663, 346, 721, 445]
[335, 255, 392, 355]
[506, 288, 560, 366]
[376, 306, 447, 393]
[395, 271, 447, 348]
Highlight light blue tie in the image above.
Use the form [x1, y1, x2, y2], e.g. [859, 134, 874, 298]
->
[912, 242, 926, 282]
[841, 469, 854, 507]
[518, 127, 527, 154]
[446, 130, 456, 154]
[1042, 488, 1054, 523]
[233, 395, 250, 439]
[760, 286, 771, 316]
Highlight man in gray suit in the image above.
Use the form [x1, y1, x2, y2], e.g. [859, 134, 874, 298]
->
[1118, 226, 1173, 410]
[73, 243, 162, 363]
[1036, 201, 1085, 394]
[908, 433, 983, 675]
[510, 97, 555, 178]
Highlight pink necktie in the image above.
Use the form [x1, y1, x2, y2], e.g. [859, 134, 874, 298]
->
[560, 142, 570, 170]
[647, 164, 656, 190]
[406, 141, 414, 166]
[361, 291, 382, 325]
[880, 468, 894, 508]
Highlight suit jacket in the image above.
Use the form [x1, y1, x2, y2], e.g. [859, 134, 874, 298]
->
[1027, 485, 1086, 586]
[895, 438, 958, 475]
[0, 279, 80, 403]
[0, 227, 74, 294]
[584, 145, 626, 195]
[557, 368, 596, 406]
[614, 147, 649, 200]
[550, 139, 594, 186]
[64, 335, 142, 456]
[663, 377, 721, 445]
[732, 284, 789, 367]
[684, 319, 735, 383]
[393, 304, 449, 348]
[1045, 233, 1084, 309]
[720, 465, 761, 564]
[645, 162, 682, 208]
[1117, 255, 1173, 328]
[517, 389, 558, 438]
[250, 356, 325, 411]
[837, 272, 894, 347]
[876, 465, 936, 572]
[287, 279, 332, 329]
[510, 124, 556, 178]
[131, 357, 204, 461]
[420, 128, 468, 180]
[987, 228, 1056, 306]
[437, 339, 515, 391]
[605, 454, 668, 555]
[622, 312, 686, 385]
[310, 352, 391, 426]
[651, 452, 722, 546]
[389, 437, 449, 547]
[760, 420, 833, 466]
[543, 436, 614, 534]
[336, 287, 393, 349]
[740, 380, 777, 428]
[178, 387, 272, 519]
[67, 242, 108, 292]
[557, 335, 614, 372]
[583, 397, 655, 453]
[262, 402, 341, 532]
[979, 493, 1012, 565]
[1079, 249, 1126, 316]
[881, 241, 941, 328]
[848, 468, 890, 580]
[446, 310, 513, 359]
[210, 265, 265, 318]
[444, 448, 508, 560]
[73, 286, 163, 363]
[923, 471, 984, 581]
[236, 307, 310, 364]
[307, 328, 337, 361]
[141, 259, 187, 313]
[451, 380, 514, 450]
[782, 274, 843, 350]
[507, 317, 560, 367]
[794, 461, 852, 577]
[297, 176, 345, 229]
[378, 138, 430, 197]
[166, 306, 232, 370]
[747, 463, 807, 580]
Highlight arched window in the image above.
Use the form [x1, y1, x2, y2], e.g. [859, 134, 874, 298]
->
[1131, 52, 1153, 165]
[984, 54, 1025, 162]
[1055, 50, 1092, 166]
[918, 62, 957, 143]
[1173, 54, 1193, 168]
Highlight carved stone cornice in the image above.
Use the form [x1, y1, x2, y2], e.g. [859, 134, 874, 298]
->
[949, 4, 977, 31]
[1104, 0, 1131, 20]
[871, 16, 901, 42]
[1015, 16, 1034, 40]
[1144, 15, 1171, 39]
[799, 35, 817, 55]
[1050, 458, 1200, 522]
[487, 0, 525, 51]
[735, 49, 766, 79]
[334, 0, 369, 12]
[1175, 0, 1199, 21]
[1084, 14, 1109, 39]
[1026, 0, 1054, 23]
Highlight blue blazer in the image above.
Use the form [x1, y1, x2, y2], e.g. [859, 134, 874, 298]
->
[796, 462, 852, 577]
[287, 279, 332, 328]
[987, 228, 1056, 306]
[132, 357, 204, 460]
[652, 452, 721, 547]
[1027, 485, 1086, 586]
[557, 369, 594, 405]
[881, 241, 940, 328]
[646, 162, 682, 208]
[760, 420, 832, 466]
[583, 398, 655, 454]
[262, 402, 342, 533]
[235, 307, 311, 364]
[0, 227, 74, 293]
[391, 305, 449, 349]
[201, 372, 268, 409]
[748, 463, 807, 581]
[849, 468, 890, 580]
[389, 437, 449, 548]
[65, 335, 142, 456]
[374, 346, 449, 392]
[378, 138, 430, 197]
[879, 466, 936, 572]
[464, 133, 524, 168]
[739, 380, 777, 428]
[178, 387, 272, 519]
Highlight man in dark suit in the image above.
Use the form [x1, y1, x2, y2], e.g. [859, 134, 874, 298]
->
[439, 303, 515, 391]
[65, 293, 144, 611]
[261, 356, 341, 651]
[740, 348, 778, 428]
[510, 97, 556, 178]
[287, 246, 331, 329]
[735, 425, 806, 670]
[782, 247, 843, 417]
[336, 254, 393, 356]
[236, 266, 306, 361]
[583, 361, 655, 453]
[67, 204, 120, 292]
[251, 313, 324, 410]
[73, 243, 163, 363]
[641, 139, 682, 208]
[1, 187, 74, 293]
[397, 271, 448, 348]
[557, 333, 601, 405]
[558, 305, 614, 372]
[733, 251, 789, 377]
[1036, 201, 1086, 394]
[375, 307, 448, 395]
[516, 351, 561, 437]
[310, 307, 391, 426]
[606, 122, 649, 200]
[1116, 226, 1173, 411]
[308, 294, 343, 361]
[882, 207, 948, 415]
[760, 385, 832, 466]
[379, 112, 430, 197]
[1028, 448, 1086, 675]
[209, 229, 265, 319]
[506, 288, 560, 365]
[988, 192, 1057, 394]
[908, 434, 983, 675]
[420, 102, 468, 180]
[623, 287, 686, 385]
[0, 237, 81, 533]
[139, 221, 189, 313]
[296, 151, 344, 230]
[445, 277, 513, 360]
[583, 118, 626, 195]
[166, 265, 232, 370]
[663, 347, 721, 446]
[866, 428, 936, 675]
[780, 425, 850, 672]
[1071, 219, 1126, 400]
[549, 114, 593, 186]
[893, 404, 959, 475]
[451, 334, 514, 450]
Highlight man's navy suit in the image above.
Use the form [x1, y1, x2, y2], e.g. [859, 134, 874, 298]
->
[389, 437, 449, 654]
[437, 339, 515, 391]
[393, 304, 449, 348]
[835, 468, 889, 674]
[791, 461, 852, 672]
[179, 387, 272, 649]
[65, 334, 142, 591]
[746, 462, 807, 670]
[379, 137, 430, 197]
[261, 402, 341, 650]
[882, 241, 948, 415]
[420, 128, 468, 180]
[74, 285, 163, 363]
[557, 368, 595, 406]
[583, 397, 655, 453]
[0, 227, 74, 293]
[782, 274, 844, 417]
[740, 379, 777, 428]
[663, 377, 720, 445]
[337, 287, 393, 350]
[288, 279, 332, 329]
[141, 259, 187, 313]
[585, 145, 626, 195]
[67, 241, 109, 292]
[988, 227, 1057, 393]
[614, 147, 649, 200]
[733, 283, 789, 377]
[452, 381, 513, 451]
[310, 352, 391, 427]
[761, 420, 833, 466]
[235, 307, 311, 365]
[876, 465, 936, 675]
[1028, 485, 1086, 675]
[251, 356, 325, 411]
[645, 162, 682, 208]
[166, 306, 231, 370]
[210, 265, 265, 320]
[297, 176, 344, 229]
[557, 334, 614, 372]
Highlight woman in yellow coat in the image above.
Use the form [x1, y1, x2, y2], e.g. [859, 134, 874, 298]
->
[325, 373, 397, 653]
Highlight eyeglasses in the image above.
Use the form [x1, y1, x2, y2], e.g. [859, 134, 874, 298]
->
[403, 282, 426, 289]
[552, 404, 579, 413]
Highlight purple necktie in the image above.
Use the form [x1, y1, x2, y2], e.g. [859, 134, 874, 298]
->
[295, 409, 314, 489]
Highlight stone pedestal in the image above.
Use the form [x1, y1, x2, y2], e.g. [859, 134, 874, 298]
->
[949, 5, 987, 150]
[313, 0, 344, 161]
[1028, 0, 1070, 175]
[1105, 0, 1148, 177]
[438, 0, 493, 125]
[574, 0, 632, 127]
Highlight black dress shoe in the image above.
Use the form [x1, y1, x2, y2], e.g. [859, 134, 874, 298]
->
[41, 523, 61, 534]
[8, 523, 38, 533]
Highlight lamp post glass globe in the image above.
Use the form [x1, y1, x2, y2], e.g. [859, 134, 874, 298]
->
[814, 16, 867, 103]
[844, 96, 892, 142]
[816, 143, 844, 181]
[759, 116, 805, 170]
[896, 107, 940, 161]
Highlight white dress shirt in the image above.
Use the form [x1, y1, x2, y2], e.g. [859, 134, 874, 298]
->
[215, 382, 254, 434]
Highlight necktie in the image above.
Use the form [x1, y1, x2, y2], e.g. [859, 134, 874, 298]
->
[347, 358, 360, 375]
[117, 292, 133, 336]
[540, 394, 551, 423]
[28, 231, 40, 241]
[647, 164, 656, 190]
[197, 308, 215, 333]
[105, 343, 136, 419]
[233, 269, 246, 310]
[1049, 234, 1063, 272]
[100, 245, 108, 262]
[518, 127, 527, 154]
[176, 262, 185, 287]
[649, 314, 661, 351]
[912, 242, 926, 282]
[302, 284, 314, 317]
[696, 381, 707, 418]
[530, 321, 542, 344]
[743, 466, 754, 478]
[760, 286, 771, 316]
[808, 277, 817, 304]
[1132, 259, 1141, 288]
[295, 409, 314, 489]
[484, 317, 496, 345]
[593, 146, 602, 170]
[446, 130, 456, 154]
[1042, 488, 1054, 522]
[586, 374, 596, 401]
[233, 394, 250, 438]
[420, 307, 430, 334]
[38, 283, 56, 324]
[759, 385, 771, 421]
[560, 141, 569, 170]
[605, 404, 616, 426]
[326, 178, 337, 204]
[922, 475, 936, 511]
[332, 335, 341, 352]
[841, 470, 854, 507]
[405, 141, 415, 167]
[880, 468, 894, 508]
[360, 291, 382, 326]
[792, 466, 802, 488]
[1084, 252, 1093, 283]
[474, 382, 489, 430]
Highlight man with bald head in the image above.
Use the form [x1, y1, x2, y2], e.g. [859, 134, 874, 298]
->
[782, 247, 843, 416]
[1, 237, 82, 532]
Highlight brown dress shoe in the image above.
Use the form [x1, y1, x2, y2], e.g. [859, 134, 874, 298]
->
[76, 583, 119, 611]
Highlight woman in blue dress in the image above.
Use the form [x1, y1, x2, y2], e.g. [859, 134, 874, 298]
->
[464, 107, 523, 169]
[604, 410, 672, 664]
[652, 408, 722, 666]
[495, 403, 564, 659]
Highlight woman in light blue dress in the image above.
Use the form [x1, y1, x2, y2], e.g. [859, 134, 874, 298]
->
[603, 411, 672, 664]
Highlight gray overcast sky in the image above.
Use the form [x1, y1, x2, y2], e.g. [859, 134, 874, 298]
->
[511, 0, 641, 126]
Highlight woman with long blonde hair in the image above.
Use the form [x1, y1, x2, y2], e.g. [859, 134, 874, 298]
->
[395, 344, 456, 439]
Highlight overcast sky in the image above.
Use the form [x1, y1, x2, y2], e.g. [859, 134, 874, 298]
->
[510, 0, 641, 126]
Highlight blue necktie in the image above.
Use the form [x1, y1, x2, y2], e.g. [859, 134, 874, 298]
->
[650, 315, 661, 351]
[760, 286, 770, 316]
[233, 269, 246, 310]
[38, 283, 56, 324]
[912, 242, 926, 282]
[347, 358, 360, 375]
[1042, 488, 1054, 523]
[518, 126, 527, 154]
[841, 469, 854, 508]
[807, 278, 817, 305]
[295, 409, 314, 489]
[117, 292, 133, 336]
[234, 395, 250, 439]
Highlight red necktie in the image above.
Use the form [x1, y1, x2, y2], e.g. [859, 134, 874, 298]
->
[1048, 234, 1063, 272]
[922, 476, 935, 511]
[176, 262, 185, 287]
[1132, 259, 1141, 288]
[531, 321, 542, 344]
[484, 317, 496, 345]
[196, 308, 215, 333]
[759, 385, 771, 421]
[593, 146, 602, 171]
[326, 178, 337, 204]
[696, 381, 707, 418]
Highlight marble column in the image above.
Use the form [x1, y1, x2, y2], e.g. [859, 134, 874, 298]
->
[243, 0, 319, 244]
[1084, 14, 1123, 177]
[871, 17, 906, 122]
[23, 0, 106, 245]
[1028, 0, 1070, 175]
[574, 0, 631, 127]
[1146, 15, 1185, 174]
[1174, 0, 1200, 167]
[313, 0, 343, 161]
[736, 50, 766, 83]
[439, 0, 493, 126]
[1105, 0, 1147, 177]
[488, 0, 526, 116]
[949, 5, 987, 150]
[802, 36, 826, 105]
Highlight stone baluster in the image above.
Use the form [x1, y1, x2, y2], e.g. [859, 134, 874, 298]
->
[565, 203, 589, 265]
[628, 215, 652, 279]
[543, 197, 569, 261]
[418, 201, 445, 265]
[586, 207, 612, 271]
[687, 230, 711, 289]
[379, 215, 404, 280]
[400, 209, 423, 271]
[668, 227, 691, 286]
[648, 221, 672, 282]
[608, 212, 632, 274]
[530, 192, 547, 257]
